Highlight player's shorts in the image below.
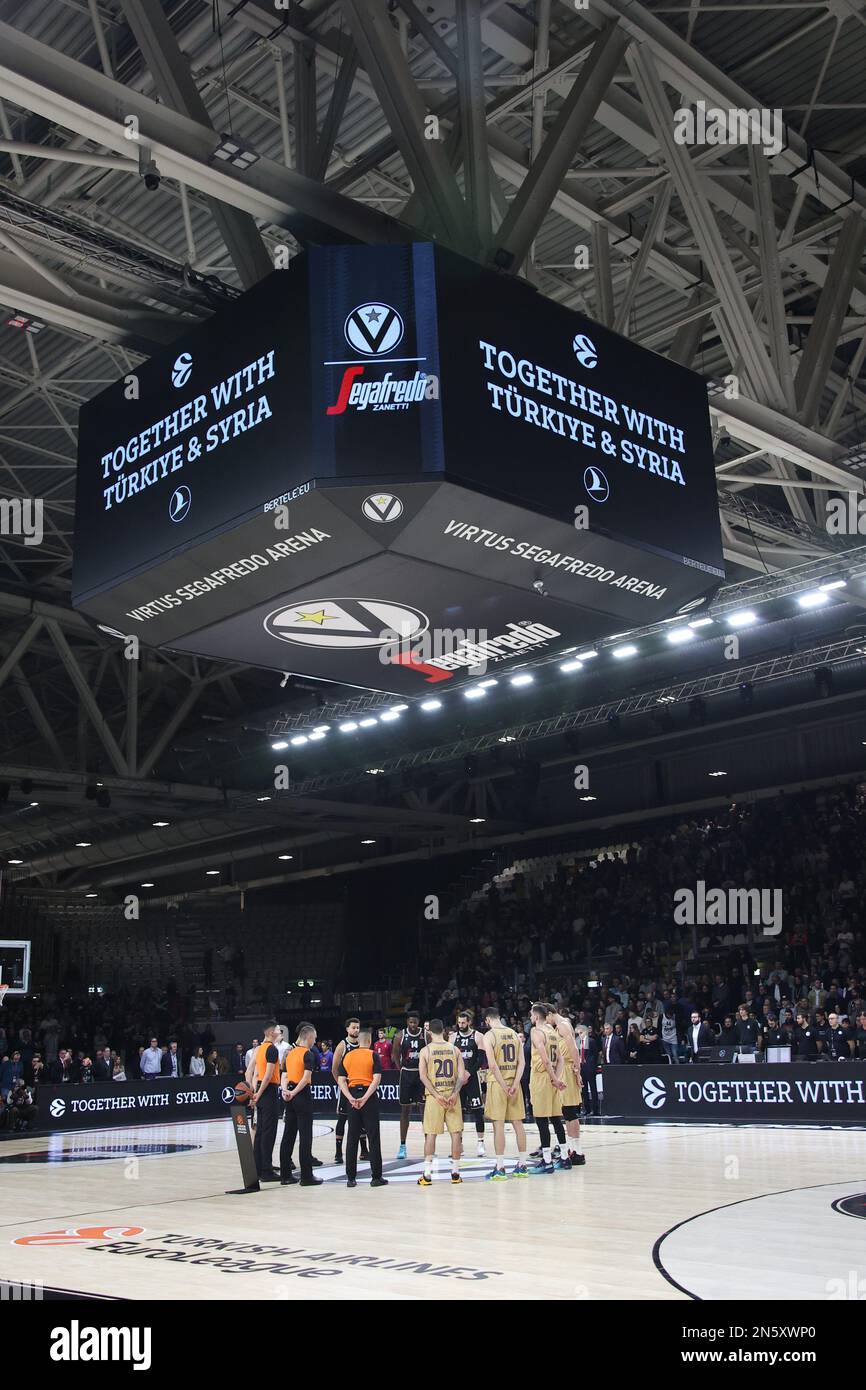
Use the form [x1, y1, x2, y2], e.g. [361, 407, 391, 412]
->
[399, 1069, 425, 1106]
[460, 1072, 484, 1114]
[485, 1079, 525, 1123]
[423, 1093, 464, 1135]
[562, 1104, 581, 1121]
[561, 1064, 583, 1109]
[530, 1073, 563, 1118]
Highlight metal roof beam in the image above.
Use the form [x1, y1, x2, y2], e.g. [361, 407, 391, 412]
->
[495, 22, 629, 271]
[795, 214, 866, 426]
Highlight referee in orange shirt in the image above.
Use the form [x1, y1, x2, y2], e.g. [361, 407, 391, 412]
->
[248, 1022, 281, 1182]
[336, 1028, 388, 1189]
[279, 1023, 323, 1187]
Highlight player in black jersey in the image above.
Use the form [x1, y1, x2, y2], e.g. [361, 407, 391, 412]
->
[392, 1010, 425, 1159]
[331, 1018, 369, 1165]
[451, 1009, 487, 1158]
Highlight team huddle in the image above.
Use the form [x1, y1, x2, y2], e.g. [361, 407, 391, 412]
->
[244, 1002, 586, 1187]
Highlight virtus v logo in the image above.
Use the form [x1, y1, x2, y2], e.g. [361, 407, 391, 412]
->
[344, 303, 404, 355]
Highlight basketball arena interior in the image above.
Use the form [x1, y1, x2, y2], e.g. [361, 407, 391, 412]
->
[0, 0, 865, 1344]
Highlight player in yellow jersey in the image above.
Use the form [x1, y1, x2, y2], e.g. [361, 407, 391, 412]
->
[548, 1006, 587, 1167]
[528, 1003, 566, 1174]
[417, 1020, 466, 1186]
[481, 1008, 528, 1180]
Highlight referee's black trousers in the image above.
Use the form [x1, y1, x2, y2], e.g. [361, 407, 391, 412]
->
[280, 1088, 314, 1179]
[253, 1086, 279, 1176]
[580, 1064, 598, 1115]
[346, 1088, 382, 1181]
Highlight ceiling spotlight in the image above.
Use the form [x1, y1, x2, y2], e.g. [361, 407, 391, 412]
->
[359, 718, 378, 728]
[420, 699, 442, 712]
[75, 841, 91, 848]
[580, 795, 597, 802]
[612, 644, 638, 659]
[688, 617, 714, 628]
[205, 869, 220, 876]
[141, 882, 154, 888]
[8, 858, 23, 865]
[576, 649, 598, 660]
[153, 820, 170, 828]
[708, 770, 727, 777]
[212, 133, 260, 169]
[657, 694, 676, 704]
[469, 816, 486, 824]
[478, 679, 498, 689]
[465, 687, 486, 700]
[560, 659, 583, 673]
[29, 801, 39, 807]
[256, 796, 271, 802]
[290, 735, 309, 746]
[271, 740, 289, 751]
[365, 767, 385, 775]
[85, 891, 98, 898]
[498, 734, 517, 743]
[797, 590, 829, 609]
[339, 721, 359, 732]
[666, 627, 695, 644]
[819, 579, 846, 592]
[390, 705, 409, 713]
[728, 610, 756, 628]
[379, 710, 401, 722]
[361, 838, 376, 845]
[510, 673, 534, 687]
[308, 730, 327, 740]
[278, 854, 293, 861]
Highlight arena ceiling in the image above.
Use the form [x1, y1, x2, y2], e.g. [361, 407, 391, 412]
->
[0, 0, 865, 899]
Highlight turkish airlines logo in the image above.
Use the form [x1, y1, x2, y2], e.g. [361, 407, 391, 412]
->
[12, 1225, 145, 1247]
[344, 302, 404, 356]
[263, 598, 428, 650]
[641, 1076, 667, 1109]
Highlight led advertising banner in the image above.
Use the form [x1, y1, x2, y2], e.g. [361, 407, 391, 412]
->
[73, 244, 723, 695]
[603, 1064, 866, 1123]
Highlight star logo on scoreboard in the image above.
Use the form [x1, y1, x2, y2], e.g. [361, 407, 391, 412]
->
[344, 302, 404, 356]
[263, 598, 428, 650]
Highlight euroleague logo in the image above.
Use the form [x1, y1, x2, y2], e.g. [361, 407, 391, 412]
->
[171, 352, 193, 388]
[49, 1097, 66, 1118]
[572, 333, 598, 369]
[641, 1076, 667, 1110]
[344, 303, 404, 356]
[12, 1225, 145, 1248]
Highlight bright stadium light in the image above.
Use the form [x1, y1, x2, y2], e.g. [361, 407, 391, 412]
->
[359, 718, 378, 728]
[308, 730, 327, 740]
[688, 617, 714, 629]
[797, 590, 829, 609]
[339, 721, 359, 733]
[560, 659, 583, 673]
[290, 735, 309, 746]
[612, 644, 638, 659]
[379, 709, 401, 722]
[271, 740, 289, 751]
[576, 649, 598, 660]
[819, 579, 846, 591]
[728, 610, 757, 628]
[666, 627, 695, 645]
[464, 687, 486, 699]
[420, 699, 442, 711]
[478, 679, 498, 688]
[510, 673, 534, 687]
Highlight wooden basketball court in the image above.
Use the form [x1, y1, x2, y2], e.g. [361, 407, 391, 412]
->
[3, 1115, 865, 1300]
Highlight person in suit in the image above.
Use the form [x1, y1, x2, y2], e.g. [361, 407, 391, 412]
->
[93, 1046, 112, 1082]
[161, 1040, 183, 1078]
[601, 1023, 627, 1065]
[686, 1011, 716, 1061]
[577, 1025, 599, 1115]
